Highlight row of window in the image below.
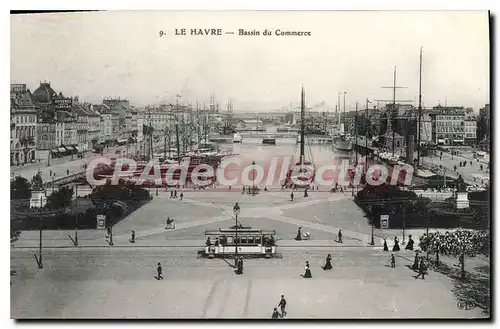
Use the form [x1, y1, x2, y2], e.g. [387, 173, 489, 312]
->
[436, 116, 464, 121]
[12, 115, 36, 124]
[436, 121, 464, 126]
[436, 127, 464, 133]
[12, 127, 36, 140]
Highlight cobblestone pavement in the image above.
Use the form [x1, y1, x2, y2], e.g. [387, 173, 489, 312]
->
[10, 247, 487, 318]
[422, 151, 490, 186]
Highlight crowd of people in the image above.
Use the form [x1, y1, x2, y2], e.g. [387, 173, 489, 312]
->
[418, 229, 489, 257]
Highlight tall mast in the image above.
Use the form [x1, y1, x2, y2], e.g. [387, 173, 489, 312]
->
[337, 92, 341, 128]
[364, 98, 370, 173]
[417, 46, 423, 166]
[343, 92, 347, 133]
[175, 94, 181, 163]
[355, 101, 358, 163]
[300, 86, 305, 164]
[392, 66, 397, 156]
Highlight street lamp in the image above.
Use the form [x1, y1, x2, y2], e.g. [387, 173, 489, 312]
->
[252, 161, 256, 195]
[370, 221, 375, 246]
[370, 202, 375, 246]
[233, 202, 240, 267]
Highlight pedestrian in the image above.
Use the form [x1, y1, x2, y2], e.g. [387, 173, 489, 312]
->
[383, 238, 388, 251]
[278, 295, 287, 317]
[392, 237, 400, 251]
[390, 254, 396, 268]
[271, 308, 281, 319]
[180, 192, 183, 201]
[295, 227, 302, 241]
[405, 235, 414, 250]
[174, 190, 177, 198]
[480, 164, 483, 171]
[130, 230, 135, 243]
[304, 189, 308, 197]
[235, 256, 243, 275]
[67, 169, 69, 175]
[338, 229, 343, 243]
[170, 190, 173, 199]
[290, 191, 294, 202]
[412, 253, 419, 271]
[105, 227, 111, 242]
[470, 161, 473, 166]
[322, 254, 333, 270]
[415, 258, 426, 280]
[301, 261, 312, 278]
[49, 169, 52, 176]
[157, 262, 163, 280]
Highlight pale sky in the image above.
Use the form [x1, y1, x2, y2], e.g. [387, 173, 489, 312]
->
[11, 11, 489, 112]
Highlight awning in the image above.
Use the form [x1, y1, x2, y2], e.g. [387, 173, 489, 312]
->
[51, 148, 60, 153]
[74, 146, 80, 152]
[58, 147, 66, 152]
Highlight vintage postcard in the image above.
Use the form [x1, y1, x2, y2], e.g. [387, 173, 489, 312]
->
[10, 10, 490, 319]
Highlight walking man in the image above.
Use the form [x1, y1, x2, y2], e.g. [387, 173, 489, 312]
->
[278, 295, 287, 317]
[338, 229, 343, 243]
[390, 254, 396, 268]
[180, 192, 183, 201]
[290, 191, 294, 202]
[415, 258, 426, 280]
[157, 262, 163, 280]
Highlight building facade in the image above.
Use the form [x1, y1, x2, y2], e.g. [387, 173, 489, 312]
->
[433, 106, 466, 145]
[10, 84, 38, 165]
[464, 112, 477, 146]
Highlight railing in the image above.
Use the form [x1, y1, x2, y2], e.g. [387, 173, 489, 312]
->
[44, 171, 86, 189]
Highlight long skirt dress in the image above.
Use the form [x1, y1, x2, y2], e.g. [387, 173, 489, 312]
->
[323, 259, 332, 270]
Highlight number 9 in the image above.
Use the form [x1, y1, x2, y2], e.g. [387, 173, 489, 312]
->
[159, 31, 164, 37]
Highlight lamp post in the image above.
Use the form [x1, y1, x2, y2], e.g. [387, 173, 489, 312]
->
[74, 184, 79, 246]
[233, 202, 240, 267]
[252, 161, 256, 195]
[37, 194, 43, 269]
[370, 220, 375, 246]
[370, 202, 375, 246]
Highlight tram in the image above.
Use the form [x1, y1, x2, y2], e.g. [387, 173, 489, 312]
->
[202, 227, 278, 259]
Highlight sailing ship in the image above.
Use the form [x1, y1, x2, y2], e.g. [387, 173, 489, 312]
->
[285, 87, 315, 188]
[332, 134, 353, 152]
[332, 122, 353, 152]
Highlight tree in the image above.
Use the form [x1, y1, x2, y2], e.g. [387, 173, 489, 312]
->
[419, 230, 489, 279]
[46, 186, 74, 209]
[10, 176, 31, 200]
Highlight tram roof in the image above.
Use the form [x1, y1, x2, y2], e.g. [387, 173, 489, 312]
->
[205, 228, 276, 235]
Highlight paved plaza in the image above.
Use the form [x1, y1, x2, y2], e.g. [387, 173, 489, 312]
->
[11, 189, 490, 318]
[10, 145, 126, 183]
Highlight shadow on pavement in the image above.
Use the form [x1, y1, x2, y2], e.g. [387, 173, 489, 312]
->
[431, 261, 490, 316]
